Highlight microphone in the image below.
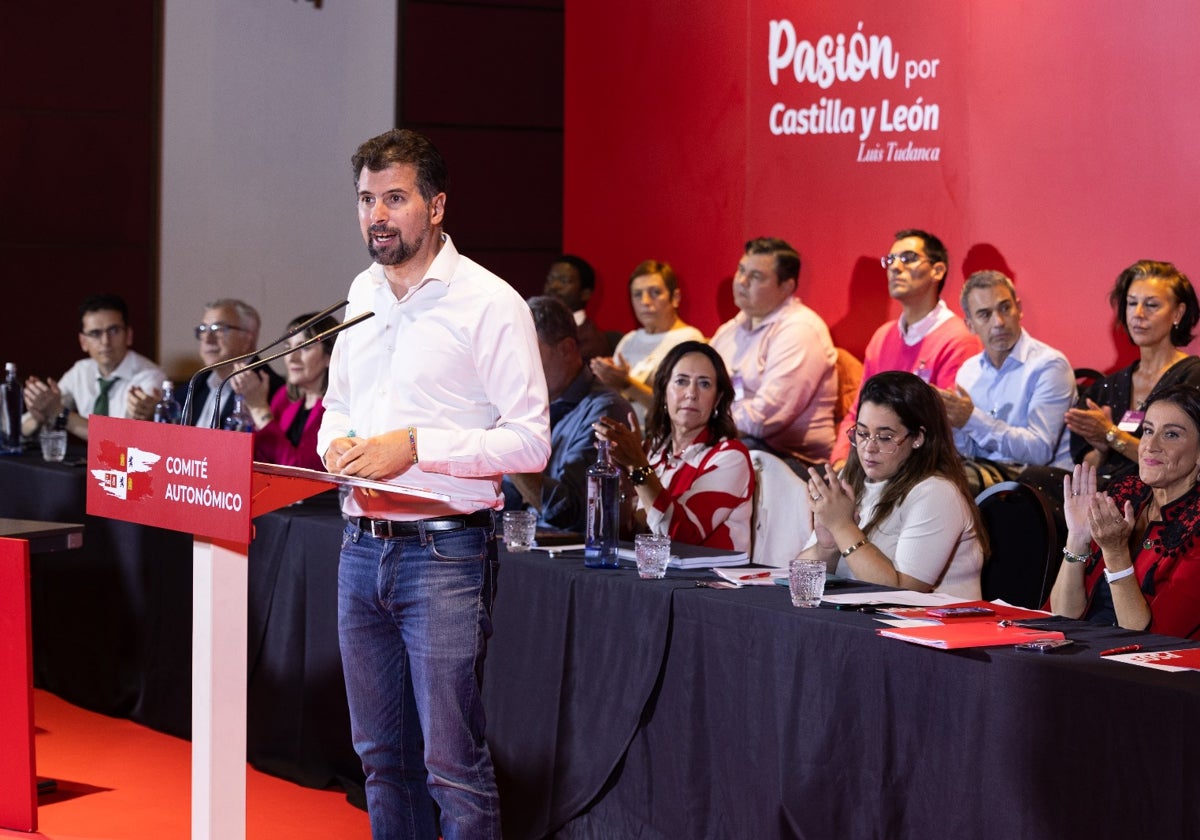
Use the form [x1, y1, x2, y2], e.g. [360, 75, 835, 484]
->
[209, 311, 376, 429]
[181, 299, 348, 425]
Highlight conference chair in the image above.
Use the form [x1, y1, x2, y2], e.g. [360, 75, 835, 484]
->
[975, 480, 1064, 609]
[749, 450, 812, 567]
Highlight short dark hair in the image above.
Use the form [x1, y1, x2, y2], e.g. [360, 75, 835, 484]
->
[959, 270, 1017, 315]
[1109, 259, 1199, 347]
[1145, 382, 1200, 433]
[79, 293, 129, 332]
[351, 128, 448, 202]
[553, 254, 596, 292]
[527, 295, 579, 346]
[744, 237, 801, 285]
[628, 260, 679, 295]
[644, 341, 738, 453]
[895, 229, 949, 294]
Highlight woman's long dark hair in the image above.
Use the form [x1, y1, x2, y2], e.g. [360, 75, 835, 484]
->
[644, 341, 737, 454]
[843, 371, 987, 553]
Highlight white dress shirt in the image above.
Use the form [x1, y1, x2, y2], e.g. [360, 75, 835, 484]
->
[318, 234, 551, 520]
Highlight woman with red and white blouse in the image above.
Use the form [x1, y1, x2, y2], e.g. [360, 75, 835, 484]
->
[594, 340, 754, 552]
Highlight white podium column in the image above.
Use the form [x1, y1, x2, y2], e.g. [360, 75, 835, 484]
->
[191, 538, 248, 840]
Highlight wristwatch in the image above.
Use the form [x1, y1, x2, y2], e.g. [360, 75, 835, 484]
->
[1105, 426, 1127, 453]
[629, 465, 654, 486]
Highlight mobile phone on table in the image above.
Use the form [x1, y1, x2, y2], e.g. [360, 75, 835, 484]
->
[926, 606, 995, 618]
[1015, 638, 1074, 652]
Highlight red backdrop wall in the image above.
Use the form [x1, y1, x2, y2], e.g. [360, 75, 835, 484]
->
[564, 1, 1200, 373]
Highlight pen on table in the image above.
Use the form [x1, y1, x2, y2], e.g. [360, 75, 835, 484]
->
[1099, 644, 1142, 656]
[737, 572, 772, 581]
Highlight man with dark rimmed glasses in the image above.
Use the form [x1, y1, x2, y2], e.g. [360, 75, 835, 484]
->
[22, 293, 167, 439]
[831, 229, 980, 468]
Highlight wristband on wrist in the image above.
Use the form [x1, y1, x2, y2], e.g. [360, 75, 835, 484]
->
[1104, 565, 1136, 584]
[407, 426, 419, 465]
[840, 538, 869, 558]
[1062, 547, 1090, 564]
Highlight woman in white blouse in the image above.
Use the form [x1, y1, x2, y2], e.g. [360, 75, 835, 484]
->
[590, 260, 704, 420]
[801, 370, 987, 599]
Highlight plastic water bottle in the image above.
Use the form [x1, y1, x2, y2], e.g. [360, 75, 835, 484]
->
[223, 393, 254, 432]
[584, 437, 621, 568]
[152, 380, 182, 424]
[1, 362, 23, 453]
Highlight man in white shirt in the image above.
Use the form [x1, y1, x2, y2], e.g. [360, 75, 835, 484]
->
[22, 293, 166, 439]
[318, 128, 550, 840]
[709, 237, 838, 465]
[939, 269, 1076, 471]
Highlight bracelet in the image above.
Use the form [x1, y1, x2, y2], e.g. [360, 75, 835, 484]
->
[1104, 565, 1136, 584]
[839, 538, 869, 558]
[1062, 547, 1090, 564]
[407, 426, 419, 465]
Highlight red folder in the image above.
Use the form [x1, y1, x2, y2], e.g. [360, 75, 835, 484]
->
[877, 622, 1065, 649]
[880, 600, 1050, 623]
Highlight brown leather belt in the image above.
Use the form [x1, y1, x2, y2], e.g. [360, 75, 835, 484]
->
[347, 510, 494, 539]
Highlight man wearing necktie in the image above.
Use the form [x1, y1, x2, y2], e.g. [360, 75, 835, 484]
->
[22, 294, 168, 439]
[502, 295, 634, 532]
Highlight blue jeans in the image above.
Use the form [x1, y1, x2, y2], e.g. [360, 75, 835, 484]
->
[338, 519, 501, 840]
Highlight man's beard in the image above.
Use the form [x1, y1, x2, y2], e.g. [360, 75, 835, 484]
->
[367, 221, 429, 266]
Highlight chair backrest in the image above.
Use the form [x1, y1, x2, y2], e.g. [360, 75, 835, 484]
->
[834, 347, 864, 426]
[975, 480, 1064, 609]
[749, 450, 812, 567]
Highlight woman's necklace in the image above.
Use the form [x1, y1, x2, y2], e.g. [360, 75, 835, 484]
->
[1141, 500, 1161, 550]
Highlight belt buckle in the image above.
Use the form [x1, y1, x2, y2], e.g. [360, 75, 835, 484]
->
[368, 519, 391, 539]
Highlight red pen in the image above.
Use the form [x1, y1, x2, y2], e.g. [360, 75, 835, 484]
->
[1099, 644, 1142, 656]
[737, 572, 772, 581]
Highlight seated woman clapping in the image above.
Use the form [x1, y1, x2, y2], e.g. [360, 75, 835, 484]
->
[593, 341, 754, 553]
[234, 312, 339, 471]
[1051, 384, 1200, 639]
[800, 371, 985, 599]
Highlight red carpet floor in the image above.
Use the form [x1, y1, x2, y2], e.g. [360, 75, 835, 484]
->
[1, 689, 370, 840]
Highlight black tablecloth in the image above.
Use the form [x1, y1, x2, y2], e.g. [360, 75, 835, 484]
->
[485, 552, 1200, 839]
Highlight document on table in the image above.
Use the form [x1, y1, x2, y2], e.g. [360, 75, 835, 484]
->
[821, 590, 962, 608]
[1106, 648, 1200, 672]
[713, 567, 787, 586]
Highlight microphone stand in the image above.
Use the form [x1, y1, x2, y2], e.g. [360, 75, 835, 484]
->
[209, 311, 376, 429]
[180, 299, 348, 426]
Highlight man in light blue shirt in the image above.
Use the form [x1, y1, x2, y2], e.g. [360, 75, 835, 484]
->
[938, 270, 1075, 470]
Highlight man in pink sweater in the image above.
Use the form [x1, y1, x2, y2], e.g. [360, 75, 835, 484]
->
[831, 229, 981, 468]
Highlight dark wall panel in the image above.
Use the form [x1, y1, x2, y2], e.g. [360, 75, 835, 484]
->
[0, 2, 160, 381]
[400, 0, 563, 300]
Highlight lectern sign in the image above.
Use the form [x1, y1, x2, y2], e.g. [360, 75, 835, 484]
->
[86, 416, 254, 544]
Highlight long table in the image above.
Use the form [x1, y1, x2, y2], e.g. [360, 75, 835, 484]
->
[6, 450, 1200, 838]
[484, 552, 1200, 839]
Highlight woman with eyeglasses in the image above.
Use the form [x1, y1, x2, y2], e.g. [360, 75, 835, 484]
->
[235, 312, 340, 471]
[1065, 260, 1200, 487]
[593, 340, 754, 552]
[800, 370, 986, 598]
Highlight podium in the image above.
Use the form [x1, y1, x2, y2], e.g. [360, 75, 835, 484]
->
[86, 417, 447, 840]
[0, 518, 84, 833]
